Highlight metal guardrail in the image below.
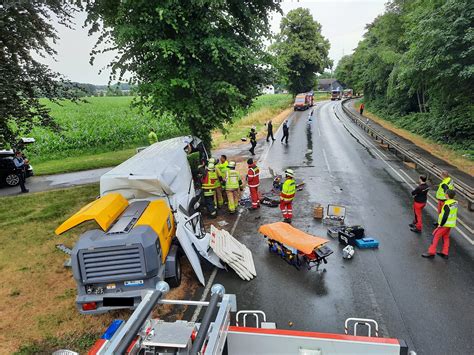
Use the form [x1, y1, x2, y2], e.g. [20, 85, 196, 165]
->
[340, 99, 474, 211]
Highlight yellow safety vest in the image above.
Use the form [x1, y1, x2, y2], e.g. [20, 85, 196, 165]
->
[208, 170, 220, 188]
[438, 199, 458, 228]
[225, 170, 241, 190]
[280, 179, 296, 201]
[148, 131, 158, 145]
[202, 172, 216, 196]
[216, 161, 229, 180]
[436, 177, 454, 200]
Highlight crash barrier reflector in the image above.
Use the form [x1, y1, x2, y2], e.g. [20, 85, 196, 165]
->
[209, 225, 256, 281]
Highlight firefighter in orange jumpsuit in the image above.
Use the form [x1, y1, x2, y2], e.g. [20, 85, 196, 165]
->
[246, 158, 260, 210]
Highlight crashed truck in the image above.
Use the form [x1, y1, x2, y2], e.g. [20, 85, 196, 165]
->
[55, 136, 254, 314]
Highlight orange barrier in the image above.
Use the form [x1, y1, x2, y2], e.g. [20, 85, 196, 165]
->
[258, 222, 328, 254]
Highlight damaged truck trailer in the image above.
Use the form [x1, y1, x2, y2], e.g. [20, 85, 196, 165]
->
[55, 136, 227, 314]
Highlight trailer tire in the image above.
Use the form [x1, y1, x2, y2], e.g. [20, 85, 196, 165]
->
[166, 256, 182, 288]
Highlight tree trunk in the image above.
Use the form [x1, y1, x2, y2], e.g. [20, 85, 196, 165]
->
[416, 89, 423, 113]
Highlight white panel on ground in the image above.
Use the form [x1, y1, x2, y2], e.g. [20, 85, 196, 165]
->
[209, 225, 257, 281]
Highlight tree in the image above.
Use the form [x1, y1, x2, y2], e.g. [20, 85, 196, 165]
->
[334, 0, 474, 148]
[0, 1, 79, 147]
[84, 0, 281, 147]
[270, 8, 331, 96]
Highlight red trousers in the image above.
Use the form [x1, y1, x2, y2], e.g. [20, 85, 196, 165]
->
[249, 186, 260, 209]
[280, 200, 293, 219]
[437, 200, 446, 214]
[412, 202, 426, 231]
[428, 227, 451, 255]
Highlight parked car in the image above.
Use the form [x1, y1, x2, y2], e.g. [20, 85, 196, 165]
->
[0, 150, 34, 187]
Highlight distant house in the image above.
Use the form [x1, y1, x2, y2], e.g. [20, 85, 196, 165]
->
[317, 79, 344, 92]
[262, 85, 275, 95]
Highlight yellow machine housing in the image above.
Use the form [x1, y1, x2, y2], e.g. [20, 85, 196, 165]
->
[135, 199, 176, 263]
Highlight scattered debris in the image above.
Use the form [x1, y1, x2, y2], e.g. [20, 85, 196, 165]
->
[55, 243, 72, 255]
[217, 220, 229, 227]
[342, 245, 355, 259]
[209, 225, 256, 281]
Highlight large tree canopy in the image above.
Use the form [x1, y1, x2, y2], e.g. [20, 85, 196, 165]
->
[84, 0, 281, 147]
[335, 0, 474, 148]
[0, 0, 79, 147]
[270, 8, 331, 96]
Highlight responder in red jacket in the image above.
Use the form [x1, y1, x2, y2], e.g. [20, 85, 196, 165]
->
[409, 175, 429, 233]
[246, 158, 260, 210]
[280, 169, 296, 223]
[422, 189, 458, 259]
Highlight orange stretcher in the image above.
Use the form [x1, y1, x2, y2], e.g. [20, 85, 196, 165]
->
[258, 222, 333, 270]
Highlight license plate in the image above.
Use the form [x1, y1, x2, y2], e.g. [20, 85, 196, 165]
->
[124, 280, 144, 287]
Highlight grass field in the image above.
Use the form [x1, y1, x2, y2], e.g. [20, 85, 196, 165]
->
[0, 185, 198, 353]
[33, 148, 136, 176]
[29, 97, 183, 163]
[27, 94, 297, 175]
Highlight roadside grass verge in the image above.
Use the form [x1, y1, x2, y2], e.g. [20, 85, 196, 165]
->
[33, 148, 136, 176]
[0, 185, 198, 353]
[354, 100, 474, 176]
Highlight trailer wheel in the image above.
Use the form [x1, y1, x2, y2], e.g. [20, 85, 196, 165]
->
[166, 256, 182, 288]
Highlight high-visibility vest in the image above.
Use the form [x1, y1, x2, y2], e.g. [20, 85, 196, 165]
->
[216, 161, 229, 179]
[208, 170, 220, 188]
[148, 131, 158, 145]
[436, 177, 454, 200]
[438, 199, 458, 228]
[280, 179, 296, 201]
[247, 165, 260, 188]
[202, 172, 216, 196]
[226, 170, 241, 190]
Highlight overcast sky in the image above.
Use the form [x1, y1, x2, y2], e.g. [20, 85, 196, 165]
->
[43, 0, 387, 85]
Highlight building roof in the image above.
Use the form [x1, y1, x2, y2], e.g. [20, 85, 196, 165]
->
[318, 79, 338, 85]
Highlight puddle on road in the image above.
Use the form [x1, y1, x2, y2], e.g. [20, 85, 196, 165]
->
[305, 120, 314, 165]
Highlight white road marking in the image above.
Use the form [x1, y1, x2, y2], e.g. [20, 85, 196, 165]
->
[190, 179, 245, 322]
[322, 148, 331, 173]
[318, 126, 321, 137]
[335, 105, 473, 244]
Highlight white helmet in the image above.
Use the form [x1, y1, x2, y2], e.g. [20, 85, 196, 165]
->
[207, 163, 215, 170]
[208, 157, 216, 164]
[285, 169, 295, 178]
[228, 161, 236, 169]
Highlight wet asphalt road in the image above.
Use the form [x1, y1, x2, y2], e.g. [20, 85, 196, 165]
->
[210, 101, 474, 354]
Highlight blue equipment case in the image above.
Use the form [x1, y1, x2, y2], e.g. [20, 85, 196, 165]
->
[355, 237, 379, 249]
